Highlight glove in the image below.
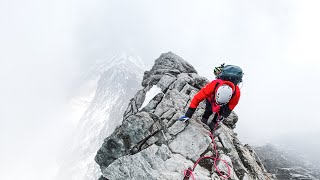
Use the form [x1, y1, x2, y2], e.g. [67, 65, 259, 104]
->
[178, 115, 190, 122]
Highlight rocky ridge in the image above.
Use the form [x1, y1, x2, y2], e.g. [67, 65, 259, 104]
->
[95, 52, 273, 180]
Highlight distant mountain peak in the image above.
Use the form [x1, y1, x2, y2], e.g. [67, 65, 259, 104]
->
[254, 144, 320, 180]
[94, 52, 147, 74]
[56, 53, 145, 180]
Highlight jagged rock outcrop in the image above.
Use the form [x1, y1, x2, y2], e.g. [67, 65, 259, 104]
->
[95, 52, 273, 180]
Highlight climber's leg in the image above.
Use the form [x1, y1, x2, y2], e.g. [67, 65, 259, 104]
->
[202, 99, 213, 124]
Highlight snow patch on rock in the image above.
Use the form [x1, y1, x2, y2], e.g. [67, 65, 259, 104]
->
[139, 85, 162, 110]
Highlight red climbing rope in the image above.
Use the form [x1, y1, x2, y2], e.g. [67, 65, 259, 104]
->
[183, 116, 232, 180]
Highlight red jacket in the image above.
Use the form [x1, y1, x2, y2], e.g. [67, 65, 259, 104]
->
[189, 79, 240, 117]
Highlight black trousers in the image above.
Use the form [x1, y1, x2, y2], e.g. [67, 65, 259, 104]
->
[202, 99, 218, 128]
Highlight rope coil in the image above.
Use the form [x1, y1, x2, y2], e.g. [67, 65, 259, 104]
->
[183, 117, 232, 180]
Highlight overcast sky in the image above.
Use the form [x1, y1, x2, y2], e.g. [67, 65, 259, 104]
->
[1, 0, 320, 179]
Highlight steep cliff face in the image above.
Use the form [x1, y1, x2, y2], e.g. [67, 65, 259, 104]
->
[95, 52, 273, 180]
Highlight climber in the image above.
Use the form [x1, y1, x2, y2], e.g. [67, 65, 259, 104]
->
[178, 65, 242, 130]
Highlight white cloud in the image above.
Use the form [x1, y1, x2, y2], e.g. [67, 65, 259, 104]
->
[287, 0, 320, 65]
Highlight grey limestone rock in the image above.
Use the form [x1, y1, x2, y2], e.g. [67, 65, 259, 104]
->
[123, 89, 146, 119]
[167, 121, 187, 136]
[103, 144, 210, 180]
[157, 75, 177, 92]
[95, 112, 158, 167]
[142, 52, 197, 87]
[95, 52, 273, 180]
[140, 93, 164, 112]
[168, 121, 211, 161]
[154, 89, 189, 117]
[214, 154, 239, 180]
[223, 111, 238, 129]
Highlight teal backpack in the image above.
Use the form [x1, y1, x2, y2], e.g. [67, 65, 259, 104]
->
[217, 65, 243, 85]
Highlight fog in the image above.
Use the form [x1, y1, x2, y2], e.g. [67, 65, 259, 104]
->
[1, 0, 320, 179]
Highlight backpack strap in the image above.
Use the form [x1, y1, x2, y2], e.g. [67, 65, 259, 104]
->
[231, 86, 236, 98]
[210, 82, 220, 104]
[213, 82, 220, 97]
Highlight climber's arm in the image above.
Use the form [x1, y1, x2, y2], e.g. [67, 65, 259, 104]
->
[185, 81, 217, 118]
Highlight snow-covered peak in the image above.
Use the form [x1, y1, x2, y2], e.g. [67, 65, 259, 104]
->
[57, 53, 146, 180]
[90, 53, 147, 79]
[69, 53, 147, 125]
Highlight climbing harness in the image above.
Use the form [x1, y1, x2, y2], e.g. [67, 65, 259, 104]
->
[183, 114, 232, 180]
